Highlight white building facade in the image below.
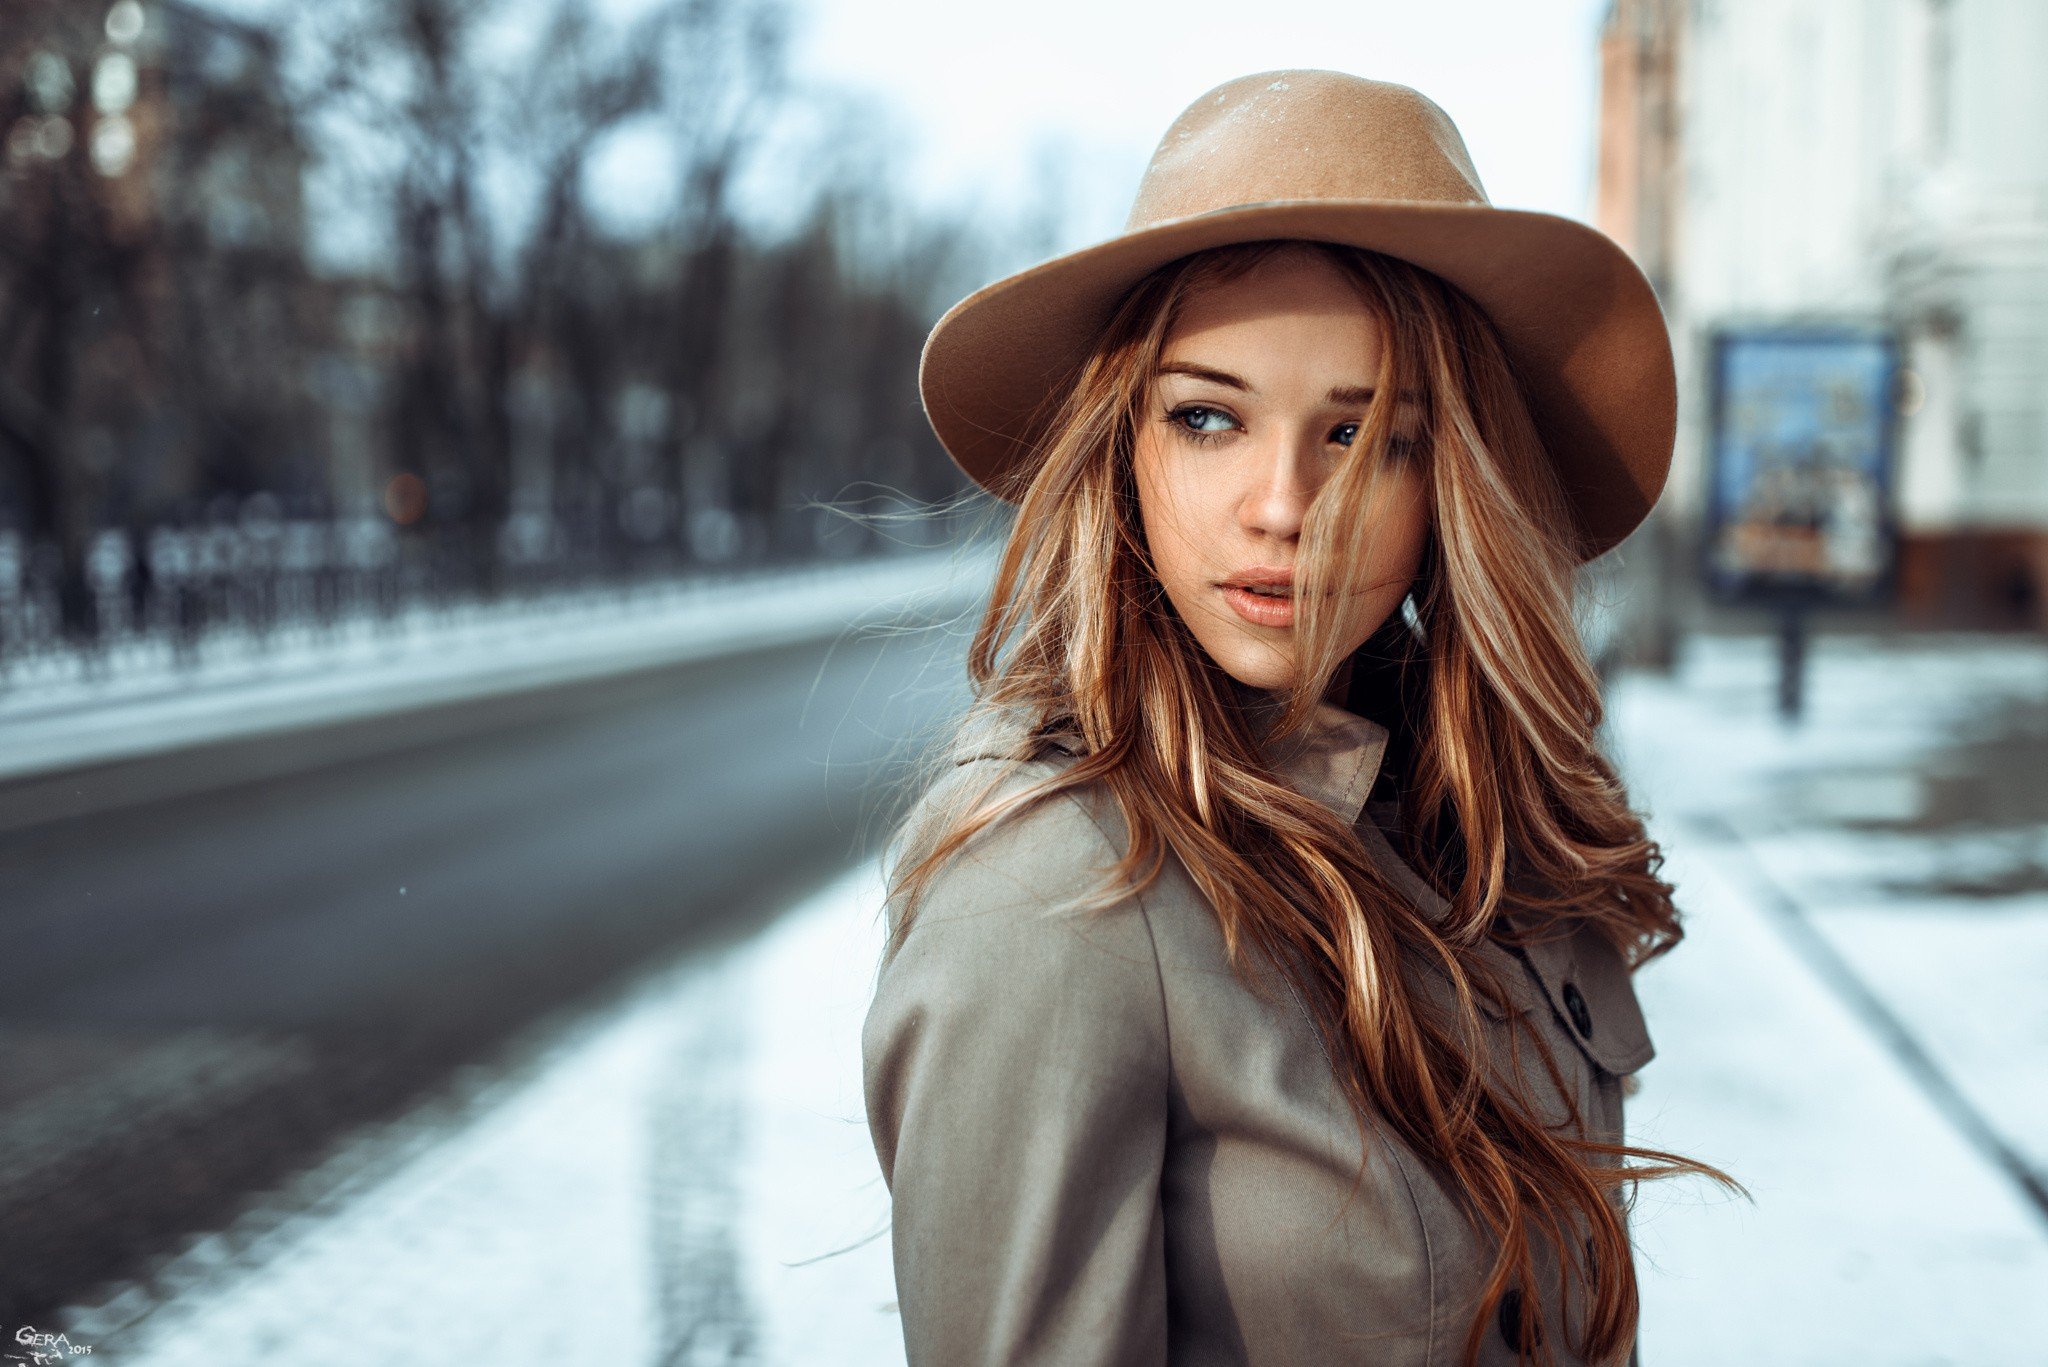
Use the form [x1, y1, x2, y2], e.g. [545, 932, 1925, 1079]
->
[1598, 0, 2048, 629]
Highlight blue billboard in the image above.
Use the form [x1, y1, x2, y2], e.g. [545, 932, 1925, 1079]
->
[1703, 326, 1901, 605]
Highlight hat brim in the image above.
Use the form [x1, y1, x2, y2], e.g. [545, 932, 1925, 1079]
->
[917, 198, 1675, 563]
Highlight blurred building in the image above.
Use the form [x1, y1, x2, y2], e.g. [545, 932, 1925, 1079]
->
[14, 0, 313, 255]
[2, 0, 320, 527]
[2, 0, 312, 338]
[1598, 0, 2048, 630]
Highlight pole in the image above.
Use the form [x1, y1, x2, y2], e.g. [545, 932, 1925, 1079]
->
[1775, 591, 1807, 722]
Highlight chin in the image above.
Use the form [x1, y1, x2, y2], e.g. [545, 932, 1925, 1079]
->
[1212, 641, 1297, 693]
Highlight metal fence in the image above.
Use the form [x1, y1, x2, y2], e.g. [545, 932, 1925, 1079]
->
[0, 500, 982, 693]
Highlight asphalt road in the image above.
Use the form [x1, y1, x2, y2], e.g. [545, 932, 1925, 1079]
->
[0, 624, 972, 1321]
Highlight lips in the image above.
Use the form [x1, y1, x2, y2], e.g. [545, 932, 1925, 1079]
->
[1218, 568, 1295, 595]
[1218, 571, 1297, 628]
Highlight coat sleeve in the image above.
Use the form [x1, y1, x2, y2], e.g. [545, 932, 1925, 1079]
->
[861, 764, 1171, 1366]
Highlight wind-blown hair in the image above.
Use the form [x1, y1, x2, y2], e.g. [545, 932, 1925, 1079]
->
[880, 239, 1740, 1367]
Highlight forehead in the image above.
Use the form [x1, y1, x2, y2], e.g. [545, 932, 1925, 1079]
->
[1158, 254, 1386, 380]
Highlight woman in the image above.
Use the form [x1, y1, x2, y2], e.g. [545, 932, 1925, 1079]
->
[861, 70, 1739, 1367]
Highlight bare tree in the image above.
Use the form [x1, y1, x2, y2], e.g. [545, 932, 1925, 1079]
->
[308, 0, 669, 593]
[0, 0, 994, 672]
[651, 0, 790, 559]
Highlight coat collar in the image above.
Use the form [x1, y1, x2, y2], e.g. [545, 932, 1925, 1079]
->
[1239, 688, 1391, 828]
[944, 688, 1391, 828]
[944, 690, 1457, 931]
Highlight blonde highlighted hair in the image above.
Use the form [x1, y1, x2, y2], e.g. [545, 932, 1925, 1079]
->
[883, 239, 1740, 1367]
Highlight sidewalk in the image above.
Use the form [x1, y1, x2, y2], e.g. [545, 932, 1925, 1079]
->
[1610, 630, 2048, 1365]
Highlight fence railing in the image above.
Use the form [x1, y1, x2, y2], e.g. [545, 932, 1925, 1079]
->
[0, 505, 987, 697]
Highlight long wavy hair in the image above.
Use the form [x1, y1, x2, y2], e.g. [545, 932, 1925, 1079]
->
[880, 238, 1741, 1367]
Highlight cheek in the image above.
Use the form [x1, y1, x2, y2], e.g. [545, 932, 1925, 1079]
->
[1340, 466, 1432, 637]
[1134, 444, 1203, 586]
[1400, 493, 1432, 573]
[1377, 466, 1433, 574]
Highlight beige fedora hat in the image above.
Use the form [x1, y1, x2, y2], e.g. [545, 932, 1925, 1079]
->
[917, 68, 1676, 564]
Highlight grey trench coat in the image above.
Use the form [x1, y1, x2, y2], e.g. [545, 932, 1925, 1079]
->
[861, 696, 1656, 1366]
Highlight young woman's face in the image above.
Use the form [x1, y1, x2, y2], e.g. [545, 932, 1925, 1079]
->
[1132, 251, 1432, 694]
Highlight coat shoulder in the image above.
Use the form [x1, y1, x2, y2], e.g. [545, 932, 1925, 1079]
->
[885, 701, 1122, 923]
[860, 727, 1172, 1366]
[940, 696, 1090, 768]
[885, 748, 1130, 943]
[865, 749, 1167, 1136]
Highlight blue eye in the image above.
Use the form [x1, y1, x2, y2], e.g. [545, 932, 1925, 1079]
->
[1164, 404, 1237, 446]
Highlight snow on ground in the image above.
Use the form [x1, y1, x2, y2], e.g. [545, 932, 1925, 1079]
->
[1612, 629, 2048, 1366]
[49, 627, 2048, 1366]
[0, 546, 994, 783]
[62, 861, 904, 1367]
[733, 861, 905, 1366]
[1623, 838, 2048, 1367]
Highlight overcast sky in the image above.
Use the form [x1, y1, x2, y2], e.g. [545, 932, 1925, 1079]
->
[765, 0, 1615, 244]
[199, 0, 1614, 274]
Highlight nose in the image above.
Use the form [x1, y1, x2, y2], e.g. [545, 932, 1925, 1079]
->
[1236, 427, 1324, 541]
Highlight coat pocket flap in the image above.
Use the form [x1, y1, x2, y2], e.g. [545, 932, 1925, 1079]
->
[1510, 919, 1656, 1077]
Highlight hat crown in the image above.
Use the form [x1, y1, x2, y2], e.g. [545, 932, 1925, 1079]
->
[1125, 70, 1489, 231]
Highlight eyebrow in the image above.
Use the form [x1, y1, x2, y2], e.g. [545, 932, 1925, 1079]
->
[1155, 360, 1418, 405]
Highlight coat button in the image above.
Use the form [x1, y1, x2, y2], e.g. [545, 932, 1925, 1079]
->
[1498, 1285, 1542, 1348]
[1563, 980, 1593, 1038]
